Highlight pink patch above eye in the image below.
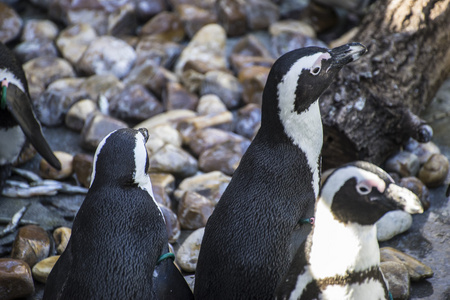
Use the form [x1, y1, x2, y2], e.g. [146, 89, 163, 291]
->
[360, 178, 386, 193]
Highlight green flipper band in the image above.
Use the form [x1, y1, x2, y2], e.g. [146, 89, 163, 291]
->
[157, 252, 175, 264]
[298, 217, 315, 225]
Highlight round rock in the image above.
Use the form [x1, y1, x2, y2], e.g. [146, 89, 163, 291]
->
[11, 225, 50, 268]
[376, 210, 413, 242]
[418, 153, 449, 188]
[32, 255, 59, 284]
[0, 258, 34, 300]
[176, 227, 205, 272]
[40, 151, 74, 180]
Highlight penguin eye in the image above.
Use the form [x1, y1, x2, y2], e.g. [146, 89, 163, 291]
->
[356, 182, 372, 195]
[310, 66, 321, 76]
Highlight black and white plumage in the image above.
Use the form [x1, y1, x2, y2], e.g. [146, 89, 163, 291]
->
[43, 128, 193, 300]
[194, 43, 367, 299]
[275, 161, 423, 300]
[0, 42, 60, 189]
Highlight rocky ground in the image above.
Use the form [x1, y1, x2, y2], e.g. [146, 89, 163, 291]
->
[0, 0, 448, 299]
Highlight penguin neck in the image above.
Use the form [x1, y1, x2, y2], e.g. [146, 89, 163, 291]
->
[308, 198, 381, 279]
[0, 69, 26, 93]
[279, 99, 323, 198]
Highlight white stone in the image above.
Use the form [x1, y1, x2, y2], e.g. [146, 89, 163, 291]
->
[376, 210, 413, 242]
[176, 227, 205, 272]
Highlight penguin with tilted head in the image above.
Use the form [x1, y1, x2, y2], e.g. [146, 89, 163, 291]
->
[0, 42, 61, 190]
[194, 43, 367, 299]
[275, 161, 423, 300]
[43, 128, 193, 299]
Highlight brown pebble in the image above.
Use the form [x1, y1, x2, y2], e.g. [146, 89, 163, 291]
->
[32, 255, 60, 284]
[418, 153, 449, 188]
[53, 227, 72, 254]
[11, 225, 50, 268]
[0, 258, 35, 300]
[73, 153, 94, 188]
[40, 151, 73, 180]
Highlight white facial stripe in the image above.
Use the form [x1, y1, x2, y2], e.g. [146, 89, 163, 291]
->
[90, 130, 116, 187]
[277, 52, 330, 198]
[0, 69, 26, 92]
[133, 131, 164, 222]
[320, 166, 385, 205]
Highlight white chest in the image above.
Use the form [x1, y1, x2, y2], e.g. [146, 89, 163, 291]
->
[0, 126, 26, 165]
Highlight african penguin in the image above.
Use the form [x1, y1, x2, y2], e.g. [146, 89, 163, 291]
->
[194, 43, 367, 299]
[43, 128, 193, 300]
[0, 42, 60, 190]
[275, 161, 423, 300]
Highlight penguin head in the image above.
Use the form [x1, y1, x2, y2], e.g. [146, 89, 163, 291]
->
[261, 43, 366, 128]
[90, 128, 151, 189]
[320, 161, 423, 225]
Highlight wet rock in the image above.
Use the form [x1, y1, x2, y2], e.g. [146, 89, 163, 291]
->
[0, 3, 22, 43]
[230, 54, 275, 74]
[34, 90, 76, 127]
[178, 111, 234, 143]
[199, 140, 250, 175]
[146, 124, 183, 154]
[73, 153, 94, 188]
[178, 191, 215, 230]
[149, 144, 198, 178]
[376, 210, 413, 242]
[244, 0, 280, 30]
[0, 258, 34, 300]
[65, 9, 109, 36]
[135, 0, 167, 21]
[200, 71, 242, 109]
[81, 74, 125, 101]
[238, 65, 270, 106]
[163, 81, 199, 111]
[21, 19, 58, 41]
[188, 128, 245, 156]
[139, 11, 184, 42]
[235, 103, 261, 139]
[124, 60, 178, 98]
[47, 77, 88, 106]
[380, 261, 410, 300]
[107, 3, 136, 36]
[65, 99, 99, 132]
[11, 225, 50, 268]
[149, 173, 175, 207]
[40, 151, 74, 180]
[404, 139, 441, 165]
[196, 94, 228, 116]
[78, 36, 136, 79]
[53, 227, 72, 255]
[216, 0, 247, 36]
[56, 23, 98, 65]
[180, 69, 205, 95]
[175, 171, 231, 205]
[176, 4, 217, 38]
[269, 19, 316, 38]
[380, 247, 434, 281]
[14, 39, 58, 63]
[109, 84, 164, 123]
[32, 255, 59, 284]
[134, 109, 196, 131]
[399, 177, 430, 211]
[384, 151, 421, 178]
[232, 34, 273, 59]
[159, 205, 180, 243]
[23, 57, 76, 100]
[176, 227, 204, 272]
[418, 153, 449, 188]
[80, 113, 128, 151]
[175, 24, 227, 76]
[135, 36, 182, 69]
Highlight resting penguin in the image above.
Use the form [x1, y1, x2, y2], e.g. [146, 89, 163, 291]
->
[194, 43, 367, 299]
[275, 161, 423, 300]
[43, 128, 193, 300]
[0, 42, 61, 189]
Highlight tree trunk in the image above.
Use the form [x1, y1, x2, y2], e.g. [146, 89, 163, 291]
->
[320, 0, 450, 170]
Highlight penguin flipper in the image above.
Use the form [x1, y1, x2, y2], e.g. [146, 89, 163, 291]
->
[6, 84, 61, 170]
[153, 258, 194, 300]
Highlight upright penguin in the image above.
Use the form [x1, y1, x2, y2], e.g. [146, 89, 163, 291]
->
[194, 43, 367, 299]
[275, 161, 423, 300]
[43, 128, 193, 300]
[0, 42, 60, 189]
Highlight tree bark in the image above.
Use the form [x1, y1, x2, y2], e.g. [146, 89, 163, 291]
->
[320, 0, 450, 170]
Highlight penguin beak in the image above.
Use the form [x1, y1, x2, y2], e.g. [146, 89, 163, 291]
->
[383, 183, 424, 214]
[329, 42, 367, 68]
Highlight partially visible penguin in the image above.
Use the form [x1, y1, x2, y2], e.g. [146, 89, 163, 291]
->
[0, 42, 60, 189]
[194, 43, 367, 299]
[43, 128, 193, 300]
[275, 161, 423, 300]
